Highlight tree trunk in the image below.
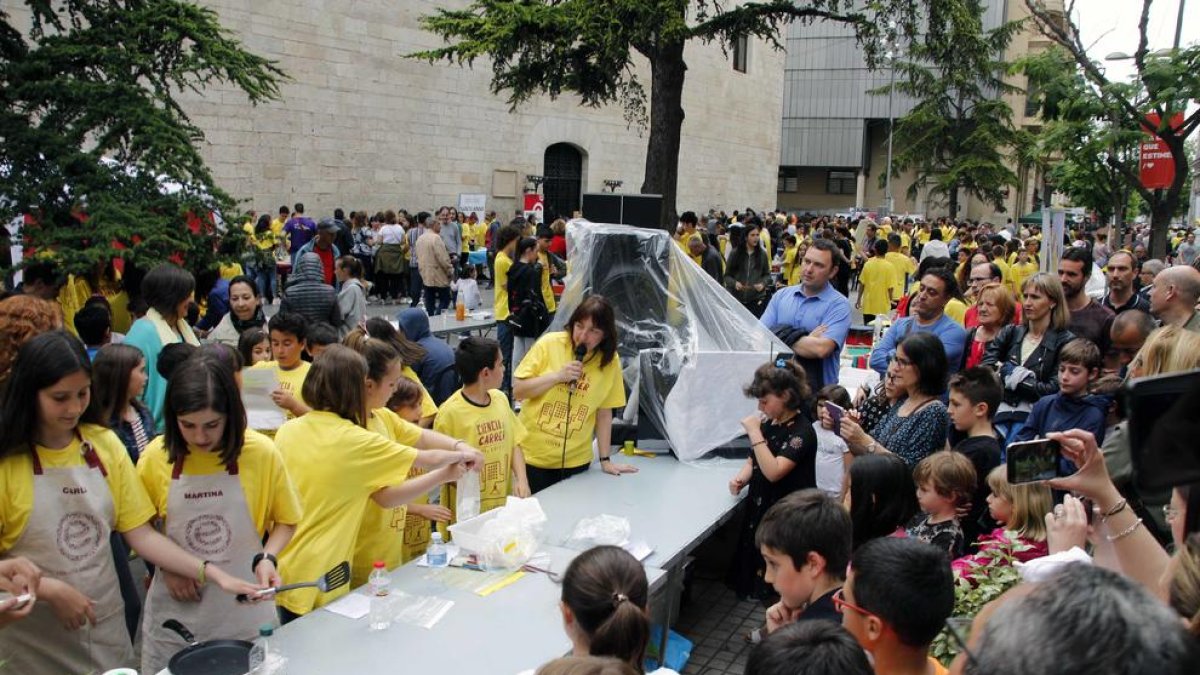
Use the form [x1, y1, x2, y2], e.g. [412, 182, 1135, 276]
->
[641, 40, 687, 230]
[948, 184, 959, 220]
[1147, 134, 1189, 259]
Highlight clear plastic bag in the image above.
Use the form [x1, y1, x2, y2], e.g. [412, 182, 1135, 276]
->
[448, 497, 547, 570]
[456, 470, 481, 522]
[563, 514, 632, 550]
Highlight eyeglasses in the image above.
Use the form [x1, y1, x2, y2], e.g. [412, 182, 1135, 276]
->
[889, 355, 913, 369]
[832, 588, 876, 618]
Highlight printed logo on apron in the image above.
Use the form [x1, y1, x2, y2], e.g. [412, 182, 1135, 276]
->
[184, 514, 234, 556]
[56, 511, 105, 561]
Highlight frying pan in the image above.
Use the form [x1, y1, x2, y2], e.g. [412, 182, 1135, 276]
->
[163, 618, 253, 675]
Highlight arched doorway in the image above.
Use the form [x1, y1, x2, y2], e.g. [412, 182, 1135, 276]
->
[543, 143, 584, 221]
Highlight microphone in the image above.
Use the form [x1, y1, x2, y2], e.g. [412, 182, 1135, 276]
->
[569, 344, 586, 393]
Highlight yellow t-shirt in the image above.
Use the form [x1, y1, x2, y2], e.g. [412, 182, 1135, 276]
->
[219, 262, 244, 281]
[136, 430, 302, 536]
[945, 297, 968, 327]
[0, 424, 155, 552]
[351, 409, 425, 586]
[57, 275, 93, 338]
[1011, 261, 1038, 300]
[916, 229, 931, 245]
[898, 231, 912, 251]
[251, 360, 311, 420]
[782, 247, 801, 287]
[269, 217, 286, 238]
[401, 365, 439, 420]
[859, 257, 895, 315]
[435, 389, 528, 524]
[515, 332, 626, 469]
[538, 251, 558, 313]
[759, 230, 771, 255]
[494, 250, 513, 321]
[885, 251, 916, 294]
[274, 411, 418, 614]
[992, 258, 1015, 295]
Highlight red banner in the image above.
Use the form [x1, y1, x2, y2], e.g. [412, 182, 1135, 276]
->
[1139, 112, 1183, 190]
[523, 193, 544, 220]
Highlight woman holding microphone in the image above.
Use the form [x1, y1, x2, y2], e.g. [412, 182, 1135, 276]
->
[514, 295, 637, 493]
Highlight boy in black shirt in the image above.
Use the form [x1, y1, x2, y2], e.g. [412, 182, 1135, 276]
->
[947, 367, 1003, 546]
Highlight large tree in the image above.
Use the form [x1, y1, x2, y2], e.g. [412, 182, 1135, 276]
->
[1024, 0, 1200, 259]
[0, 0, 284, 278]
[875, 0, 1028, 219]
[1019, 47, 1143, 243]
[411, 0, 957, 227]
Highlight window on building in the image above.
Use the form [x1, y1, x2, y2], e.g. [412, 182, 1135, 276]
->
[826, 170, 856, 195]
[1024, 82, 1042, 117]
[778, 167, 800, 193]
[733, 35, 748, 73]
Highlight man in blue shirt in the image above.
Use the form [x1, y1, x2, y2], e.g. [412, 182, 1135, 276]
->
[869, 266, 967, 381]
[760, 240, 852, 387]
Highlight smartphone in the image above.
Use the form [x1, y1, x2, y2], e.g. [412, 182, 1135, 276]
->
[1006, 438, 1062, 484]
[1126, 369, 1200, 492]
[823, 401, 845, 436]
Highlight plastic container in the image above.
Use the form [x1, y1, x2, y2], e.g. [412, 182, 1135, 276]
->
[455, 296, 466, 321]
[426, 532, 449, 568]
[446, 508, 503, 554]
[368, 561, 391, 631]
[248, 623, 273, 672]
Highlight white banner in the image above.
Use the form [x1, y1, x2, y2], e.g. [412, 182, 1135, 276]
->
[458, 193, 486, 222]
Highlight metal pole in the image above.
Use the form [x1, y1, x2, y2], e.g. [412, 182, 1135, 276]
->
[885, 54, 896, 215]
[1175, 0, 1186, 50]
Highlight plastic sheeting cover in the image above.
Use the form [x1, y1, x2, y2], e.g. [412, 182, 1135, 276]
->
[550, 221, 790, 461]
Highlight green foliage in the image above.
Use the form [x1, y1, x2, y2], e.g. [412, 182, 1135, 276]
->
[0, 0, 285, 277]
[877, 0, 1028, 217]
[930, 536, 1031, 666]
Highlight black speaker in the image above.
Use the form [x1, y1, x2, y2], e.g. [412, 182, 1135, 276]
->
[581, 193, 665, 231]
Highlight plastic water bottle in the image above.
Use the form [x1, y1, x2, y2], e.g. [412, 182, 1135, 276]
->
[368, 561, 391, 631]
[426, 531, 449, 568]
[248, 623, 273, 673]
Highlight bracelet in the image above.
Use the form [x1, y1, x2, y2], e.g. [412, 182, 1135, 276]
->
[751, 440, 767, 448]
[1101, 498, 1128, 522]
[198, 560, 211, 585]
[251, 553, 278, 575]
[599, 457, 612, 463]
[1106, 518, 1143, 542]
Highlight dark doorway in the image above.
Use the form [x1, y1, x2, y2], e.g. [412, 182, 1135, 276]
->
[543, 143, 583, 221]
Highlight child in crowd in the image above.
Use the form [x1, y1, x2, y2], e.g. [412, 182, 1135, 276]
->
[89, 344, 155, 465]
[1015, 337, 1108, 446]
[252, 312, 311, 420]
[812, 385, 852, 500]
[755, 490, 852, 639]
[953, 465, 1051, 578]
[554, 546, 678, 675]
[729, 360, 818, 600]
[747, 622, 871, 675]
[947, 367, 1004, 544]
[238, 327, 272, 366]
[272, 345, 481, 621]
[363, 318, 439, 427]
[452, 266, 482, 311]
[304, 321, 339, 359]
[840, 538, 955, 675]
[906, 451, 977, 558]
[388, 377, 451, 563]
[846, 453, 917, 551]
[73, 303, 113, 360]
[857, 239, 895, 323]
[156, 342, 198, 380]
[436, 337, 531, 530]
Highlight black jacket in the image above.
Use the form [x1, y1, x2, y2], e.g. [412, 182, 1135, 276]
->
[981, 324, 1075, 407]
[724, 246, 771, 303]
[280, 253, 339, 326]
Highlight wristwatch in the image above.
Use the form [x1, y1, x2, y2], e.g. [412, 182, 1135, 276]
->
[599, 457, 612, 463]
[866, 441, 878, 454]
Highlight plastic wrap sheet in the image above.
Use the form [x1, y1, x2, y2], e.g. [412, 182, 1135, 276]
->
[552, 221, 790, 461]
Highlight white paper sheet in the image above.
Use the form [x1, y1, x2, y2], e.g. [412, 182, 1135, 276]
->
[323, 591, 370, 619]
[242, 368, 286, 430]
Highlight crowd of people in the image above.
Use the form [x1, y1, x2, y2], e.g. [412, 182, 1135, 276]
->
[1, 201, 1200, 675]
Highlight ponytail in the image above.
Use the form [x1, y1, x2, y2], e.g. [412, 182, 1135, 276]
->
[561, 546, 650, 672]
[344, 328, 401, 383]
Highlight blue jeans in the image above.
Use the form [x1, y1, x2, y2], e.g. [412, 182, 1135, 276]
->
[253, 263, 278, 303]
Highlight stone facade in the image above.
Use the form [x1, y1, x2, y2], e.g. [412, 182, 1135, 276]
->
[168, 0, 785, 220]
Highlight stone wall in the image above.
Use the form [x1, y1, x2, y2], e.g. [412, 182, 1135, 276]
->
[167, 0, 785, 220]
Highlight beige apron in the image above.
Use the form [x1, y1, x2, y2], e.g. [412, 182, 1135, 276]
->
[0, 441, 134, 674]
[140, 457, 276, 675]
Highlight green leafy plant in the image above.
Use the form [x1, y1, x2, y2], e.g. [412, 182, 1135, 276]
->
[931, 536, 1032, 665]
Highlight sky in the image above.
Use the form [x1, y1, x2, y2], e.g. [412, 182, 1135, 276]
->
[1076, 0, 1200, 84]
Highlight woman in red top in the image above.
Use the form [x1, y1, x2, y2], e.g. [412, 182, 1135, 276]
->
[962, 283, 1015, 369]
[548, 218, 567, 259]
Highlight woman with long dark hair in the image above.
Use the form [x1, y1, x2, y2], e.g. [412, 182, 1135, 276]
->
[123, 264, 201, 431]
[513, 295, 637, 492]
[0, 332, 260, 673]
[724, 224, 772, 317]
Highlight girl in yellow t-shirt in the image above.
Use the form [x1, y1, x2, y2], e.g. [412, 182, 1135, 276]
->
[135, 355, 302, 674]
[344, 331, 480, 581]
[272, 345, 484, 619]
[0, 331, 260, 674]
